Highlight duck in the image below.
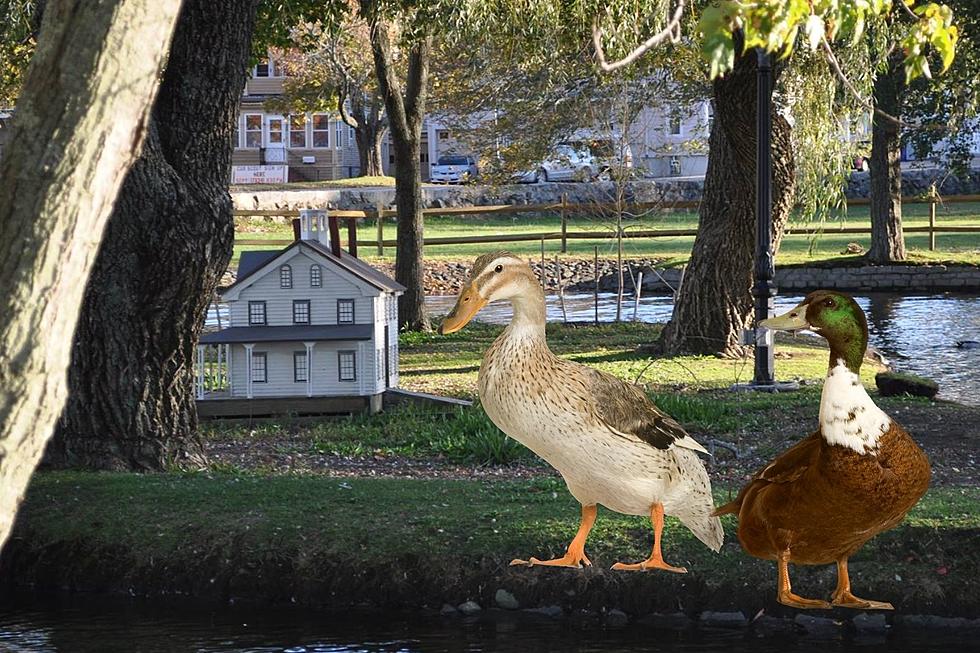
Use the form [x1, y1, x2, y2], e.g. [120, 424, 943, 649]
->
[439, 252, 722, 571]
[715, 290, 930, 610]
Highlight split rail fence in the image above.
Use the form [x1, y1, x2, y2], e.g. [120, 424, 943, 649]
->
[233, 191, 980, 255]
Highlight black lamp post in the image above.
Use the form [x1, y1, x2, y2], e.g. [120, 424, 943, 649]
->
[752, 48, 776, 387]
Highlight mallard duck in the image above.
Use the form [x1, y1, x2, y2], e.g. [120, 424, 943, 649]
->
[715, 290, 931, 610]
[439, 252, 722, 571]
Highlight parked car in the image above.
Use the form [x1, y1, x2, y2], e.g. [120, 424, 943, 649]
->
[518, 144, 600, 183]
[430, 154, 478, 184]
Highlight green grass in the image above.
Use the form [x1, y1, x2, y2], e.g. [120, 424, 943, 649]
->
[231, 175, 396, 192]
[16, 471, 980, 613]
[231, 201, 980, 270]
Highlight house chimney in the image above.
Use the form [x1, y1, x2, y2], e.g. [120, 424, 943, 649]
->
[292, 218, 301, 241]
[328, 215, 342, 257]
[347, 217, 358, 258]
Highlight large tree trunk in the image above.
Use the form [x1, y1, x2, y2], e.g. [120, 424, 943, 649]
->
[367, 14, 431, 331]
[0, 0, 180, 548]
[867, 58, 907, 263]
[48, 0, 259, 471]
[660, 49, 796, 356]
[355, 120, 386, 177]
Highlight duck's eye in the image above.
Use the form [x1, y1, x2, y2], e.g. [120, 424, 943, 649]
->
[823, 298, 835, 307]
[494, 265, 503, 273]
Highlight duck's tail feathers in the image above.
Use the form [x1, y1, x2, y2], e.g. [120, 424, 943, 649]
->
[677, 506, 724, 553]
[712, 498, 741, 517]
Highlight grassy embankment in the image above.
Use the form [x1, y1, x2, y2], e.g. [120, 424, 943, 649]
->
[8, 321, 980, 614]
[233, 200, 980, 269]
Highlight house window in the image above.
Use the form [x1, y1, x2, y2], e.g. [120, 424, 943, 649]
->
[280, 264, 292, 288]
[312, 114, 330, 148]
[290, 115, 308, 148]
[669, 113, 682, 136]
[310, 264, 322, 287]
[251, 352, 267, 383]
[338, 351, 356, 381]
[294, 351, 308, 382]
[377, 348, 384, 381]
[337, 298, 355, 324]
[248, 301, 266, 325]
[293, 299, 310, 324]
[254, 61, 271, 77]
[438, 130, 449, 141]
[348, 126, 355, 142]
[335, 121, 344, 149]
[244, 114, 262, 148]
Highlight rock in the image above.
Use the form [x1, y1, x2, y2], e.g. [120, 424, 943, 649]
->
[494, 588, 519, 610]
[523, 605, 564, 619]
[894, 614, 971, 630]
[853, 613, 888, 634]
[636, 612, 693, 630]
[751, 615, 797, 637]
[699, 611, 748, 628]
[794, 614, 842, 638]
[457, 600, 482, 616]
[604, 609, 629, 628]
[440, 603, 458, 616]
[875, 371, 939, 399]
[842, 242, 865, 255]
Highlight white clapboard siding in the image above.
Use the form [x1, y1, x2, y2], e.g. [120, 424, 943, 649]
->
[229, 341, 381, 397]
[230, 248, 379, 327]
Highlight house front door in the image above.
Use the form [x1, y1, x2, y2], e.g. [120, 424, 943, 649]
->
[264, 115, 286, 163]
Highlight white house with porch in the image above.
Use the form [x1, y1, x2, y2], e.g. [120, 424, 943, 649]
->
[196, 210, 404, 417]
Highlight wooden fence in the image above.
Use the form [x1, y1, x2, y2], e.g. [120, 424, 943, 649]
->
[233, 192, 980, 255]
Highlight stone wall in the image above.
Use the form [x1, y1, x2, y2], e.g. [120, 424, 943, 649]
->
[233, 167, 980, 212]
[776, 264, 980, 292]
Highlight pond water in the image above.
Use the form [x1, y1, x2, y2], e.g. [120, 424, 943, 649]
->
[425, 292, 980, 406]
[0, 591, 962, 653]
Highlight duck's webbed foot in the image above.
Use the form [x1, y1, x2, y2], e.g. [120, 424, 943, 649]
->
[777, 549, 831, 610]
[611, 503, 687, 574]
[510, 504, 596, 571]
[831, 559, 894, 610]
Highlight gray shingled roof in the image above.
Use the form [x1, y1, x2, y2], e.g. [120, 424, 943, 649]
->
[223, 240, 405, 296]
[200, 324, 373, 344]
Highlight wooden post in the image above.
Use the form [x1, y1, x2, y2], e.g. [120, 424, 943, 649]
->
[347, 217, 358, 258]
[540, 237, 546, 286]
[633, 272, 643, 321]
[929, 184, 937, 251]
[594, 245, 599, 325]
[375, 201, 384, 257]
[556, 254, 568, 322]
[560, 193, 568, 254]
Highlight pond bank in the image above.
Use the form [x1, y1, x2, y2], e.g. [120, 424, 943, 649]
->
[3, 473, 979, 623]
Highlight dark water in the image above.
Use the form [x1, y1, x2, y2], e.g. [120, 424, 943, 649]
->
[424, 292, 980, 405]
[0, 591, 963, 652]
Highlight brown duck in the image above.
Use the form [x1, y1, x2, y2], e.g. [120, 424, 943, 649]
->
[715, 290, 930, 610]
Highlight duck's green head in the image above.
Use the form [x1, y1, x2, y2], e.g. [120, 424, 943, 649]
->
[761, 290, 868, 372]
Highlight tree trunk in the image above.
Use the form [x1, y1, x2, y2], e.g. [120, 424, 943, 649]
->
[867, 58, 907, 263]
[48, 0, 258, 471]
[660, 49, 796, 356]
[0, 0, 180, 548]
[367, 15, 431, 331]
[355, 121, 386, 177]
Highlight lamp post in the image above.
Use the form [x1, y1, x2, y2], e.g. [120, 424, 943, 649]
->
[752, 48, 776, 387]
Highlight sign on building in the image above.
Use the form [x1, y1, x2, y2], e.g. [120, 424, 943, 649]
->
[232, 165, 288, 184]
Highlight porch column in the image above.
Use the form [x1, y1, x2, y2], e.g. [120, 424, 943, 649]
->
[196, 345, 205, 399]
[216, 344, 223, 390]
[227, 344, 234, 395]
[244, 343, 255, 399]
[304, 341, 315, 398]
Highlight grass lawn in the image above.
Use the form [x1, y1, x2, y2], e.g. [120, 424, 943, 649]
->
[14, 471, 980, 614]
[230, 175, 396, 192]
[231, 201, 980, 270]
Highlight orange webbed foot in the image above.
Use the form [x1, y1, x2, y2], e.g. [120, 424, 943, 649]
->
[611, 557, 687, 573]
[778, 591, 832, 610]
[510, 552, 592, 569]
[831, 590, 894, 611]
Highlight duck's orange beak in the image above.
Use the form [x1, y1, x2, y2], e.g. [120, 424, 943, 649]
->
[439, 281, 487, 334]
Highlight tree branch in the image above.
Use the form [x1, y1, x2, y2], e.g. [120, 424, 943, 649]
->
[337, 85, 360, 129]
[821, 38, 905, 126]
[592, 0, 684, 73]
[405, 33, 432, 130]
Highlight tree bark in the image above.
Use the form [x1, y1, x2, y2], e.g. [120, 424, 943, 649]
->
[867, 57, 907, 263]
[0, 0, 180, 548]
[48, 0, 259, 471]
[660, 48, 796, 356]
[340, 90, 387, 177]
[367, 15, 431, 331]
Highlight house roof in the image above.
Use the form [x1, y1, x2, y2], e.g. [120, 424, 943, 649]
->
[201, 324, 373, 344]
[224, 240, 405, 296]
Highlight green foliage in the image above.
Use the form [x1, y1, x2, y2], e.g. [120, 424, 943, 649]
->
[0, 0, 38, 105]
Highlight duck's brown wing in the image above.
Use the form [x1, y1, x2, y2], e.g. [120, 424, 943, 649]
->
[714, 432, 822, 516]
[585, 367, 708, 454]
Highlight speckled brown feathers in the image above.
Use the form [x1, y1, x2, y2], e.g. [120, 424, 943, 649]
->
[586, 368, 687, 450]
